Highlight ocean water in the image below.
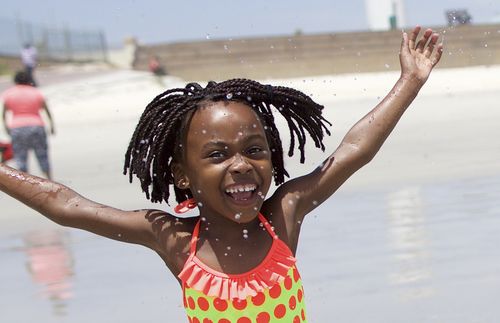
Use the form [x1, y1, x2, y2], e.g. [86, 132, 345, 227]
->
[1, 174, 499, 323]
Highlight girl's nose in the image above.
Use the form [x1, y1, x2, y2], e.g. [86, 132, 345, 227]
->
[229, 154, 252, 174]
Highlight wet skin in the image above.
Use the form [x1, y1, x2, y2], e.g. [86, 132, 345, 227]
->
[0, 25, 444, 285]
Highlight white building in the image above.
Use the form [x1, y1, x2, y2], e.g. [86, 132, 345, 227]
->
[365, 0, 406, 30]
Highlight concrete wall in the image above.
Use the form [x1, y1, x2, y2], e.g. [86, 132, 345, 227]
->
[134, 24, 500, 81]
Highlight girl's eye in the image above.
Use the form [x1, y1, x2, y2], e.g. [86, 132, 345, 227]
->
[208, 151, 225, 159]
[247, 146, 264, 154]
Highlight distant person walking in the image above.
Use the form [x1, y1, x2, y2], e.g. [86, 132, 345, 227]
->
[2, 70, 55, 179]
[20, 43, 38, 86]
[148, 55, 167, 77]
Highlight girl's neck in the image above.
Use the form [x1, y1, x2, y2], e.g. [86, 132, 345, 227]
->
[197, 211, 264, 243]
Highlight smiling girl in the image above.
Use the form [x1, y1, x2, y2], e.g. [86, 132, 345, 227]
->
[0, 26, 442, 322]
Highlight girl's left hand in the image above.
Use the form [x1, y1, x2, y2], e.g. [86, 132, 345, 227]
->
[400, 25, 443, 84]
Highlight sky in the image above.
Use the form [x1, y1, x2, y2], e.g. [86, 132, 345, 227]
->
[2, 0, 499, 47]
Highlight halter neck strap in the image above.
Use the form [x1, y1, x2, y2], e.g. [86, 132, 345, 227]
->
[189, 213, 277, 255]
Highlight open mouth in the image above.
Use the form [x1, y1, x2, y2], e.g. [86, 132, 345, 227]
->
[225, 184, 258, 203]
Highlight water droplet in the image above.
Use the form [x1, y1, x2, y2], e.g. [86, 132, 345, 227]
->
[197, 189, 202, 194]
[312, 200, 318, 206]
[224, 253, 228, 256]
[206, 34, 211, 40]
[297, 220, 302, 224]
[226, 246, 231, 250]
[246, 96, 252, 101]
[234, 213, 241, 220]
[484, 44, 488, 48]
[252, 124, 257, 128]
[238, 132, 243, 136]
[226, 93, 233, 99]
[198, 202, 204, 207]
[202, 129, 207, 134]
[384, 63, 390, 69]
[201, 216, 207, 221]
[239, 253, 242, 257]
[243, 229, 248, 234]
[288, 200, 293, 205]
[117, 233, 122, 237]
[224, 44, 229, 50]
[243, 234, 249, 239]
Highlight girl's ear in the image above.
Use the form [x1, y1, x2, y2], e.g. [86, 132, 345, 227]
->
[171, 163, 190, 189]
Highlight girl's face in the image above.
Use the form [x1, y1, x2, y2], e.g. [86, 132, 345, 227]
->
[180, 101, 273, 223]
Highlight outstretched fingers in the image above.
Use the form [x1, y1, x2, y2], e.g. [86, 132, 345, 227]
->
[408, 25, 421, 50]
[416, 28, 433, 53]
[430, 42, 444, 67]
[424, 33, 439, 57]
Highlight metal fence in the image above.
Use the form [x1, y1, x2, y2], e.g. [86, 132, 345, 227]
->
[0, 17, 107, 62]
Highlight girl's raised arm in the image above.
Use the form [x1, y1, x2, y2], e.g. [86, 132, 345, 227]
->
[0, 163, 161, 249]
[274, 26, 443, 218]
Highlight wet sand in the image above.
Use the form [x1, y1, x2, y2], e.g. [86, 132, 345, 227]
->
[1, 65, 500, 322]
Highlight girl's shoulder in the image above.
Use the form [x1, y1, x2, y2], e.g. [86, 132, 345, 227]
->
[145, 210, 199, 274]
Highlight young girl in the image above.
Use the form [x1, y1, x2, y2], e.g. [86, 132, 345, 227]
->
[0, 26, 442, 322]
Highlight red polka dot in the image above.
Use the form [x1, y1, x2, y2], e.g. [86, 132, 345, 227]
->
[183, 295, 188, 308]
[187, 296, 196, 310]
[192, 318, 200, 323]
[237, 317, 251, 323]
[297, 288, 303, 302]
[269, 284, 282, 299]
[301, 309, 306, 320]
[289, 295, 297, 310]
[256, 311, 271, 323]
[274, 304, 287, 319]
[293, 267, 300, 282]
[252, 292, 266, 306]
[197, 297, 209, 311]
[203, 319, 213, 323]
[284, 275, 293, 290]
[293, 315, 301, 323]
[218, 319, 231, 323]
[213, 298, 228, 312]
[232, 298, 248, 310]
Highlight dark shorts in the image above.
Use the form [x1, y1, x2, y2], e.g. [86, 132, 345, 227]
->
[10, 126, 50, 173]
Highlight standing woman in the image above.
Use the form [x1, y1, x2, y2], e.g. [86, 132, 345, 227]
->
[2, 70, 55, 179]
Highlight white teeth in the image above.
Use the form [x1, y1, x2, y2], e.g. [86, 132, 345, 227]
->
[225, 184, 256, 194]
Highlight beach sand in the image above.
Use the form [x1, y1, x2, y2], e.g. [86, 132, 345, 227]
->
[1, 65, 499, 322]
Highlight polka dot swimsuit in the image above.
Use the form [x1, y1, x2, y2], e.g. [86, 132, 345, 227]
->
[179, 213, 308, 322]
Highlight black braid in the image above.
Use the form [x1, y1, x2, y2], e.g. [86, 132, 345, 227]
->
[124, 78, 331, 204]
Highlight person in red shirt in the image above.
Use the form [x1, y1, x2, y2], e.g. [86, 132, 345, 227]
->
[2, 70, 55, 179]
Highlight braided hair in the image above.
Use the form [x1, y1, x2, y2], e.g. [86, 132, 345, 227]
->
[124, 78, 331, 204]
